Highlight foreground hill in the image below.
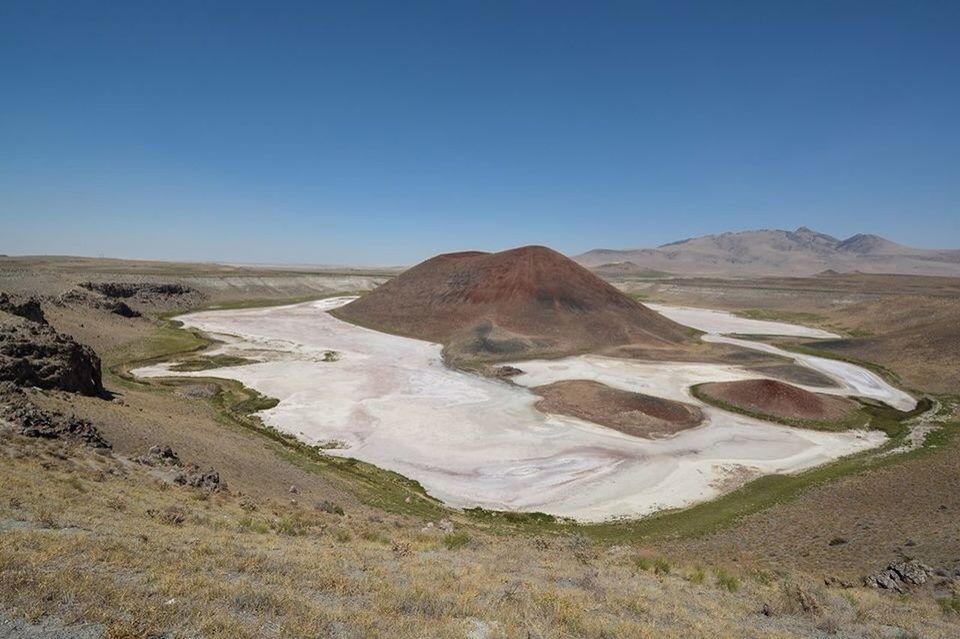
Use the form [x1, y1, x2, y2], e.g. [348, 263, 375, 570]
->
[575, 227, 960, 276]
[333, 245, 693, 362]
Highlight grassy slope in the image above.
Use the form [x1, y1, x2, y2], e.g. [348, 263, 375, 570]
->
[7, 432, 954, 638]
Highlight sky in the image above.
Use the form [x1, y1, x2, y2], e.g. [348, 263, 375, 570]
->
[1, 1, 958, 266]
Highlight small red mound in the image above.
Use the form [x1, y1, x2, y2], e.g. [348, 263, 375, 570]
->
[534, 380, 703, 439]
[697, 379, 859, 424]
[333, 246, 692, 361]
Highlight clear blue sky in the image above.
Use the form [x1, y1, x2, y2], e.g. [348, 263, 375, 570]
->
[2, 1, 958, 265]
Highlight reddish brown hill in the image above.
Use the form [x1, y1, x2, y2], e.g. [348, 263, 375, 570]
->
[696, 379, 861, 425]
[332, 246, 693, 361]
[533, 380, 703, 439]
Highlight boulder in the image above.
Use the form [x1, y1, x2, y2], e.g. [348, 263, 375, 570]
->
[135, 445, 182, 467]
[174, 465, 224, 492]
[862, 560, 934, 593]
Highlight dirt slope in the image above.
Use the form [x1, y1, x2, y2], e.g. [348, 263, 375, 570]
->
[333, 245, 693, 362]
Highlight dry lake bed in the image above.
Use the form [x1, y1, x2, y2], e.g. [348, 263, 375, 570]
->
[135, 298, 912, 521]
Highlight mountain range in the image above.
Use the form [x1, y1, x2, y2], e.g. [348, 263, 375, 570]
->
[574, 227, 960, 277]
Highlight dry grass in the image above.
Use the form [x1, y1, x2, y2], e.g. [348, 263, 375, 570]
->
[1, 432, 956, 638]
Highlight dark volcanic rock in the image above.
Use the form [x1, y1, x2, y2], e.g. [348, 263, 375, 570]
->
[80, 281, 198, 300]
[0, 315, 103, 396]
[0, 292, 46, 324]
[57, 288, 142, 317]
[0, 382, 110, 449]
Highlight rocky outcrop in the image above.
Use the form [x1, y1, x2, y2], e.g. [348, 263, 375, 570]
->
[174, 467, 224, 492]
[862, 560, 934, 593]
[135, 445, 182, 466]
[135, 444, 226, 492]
[0, 382, 110, 449]
[79, 281, 201, 304]
[57, 288, 141, 318]
[0, 313, 103, 396]
[0, 292, 46, 324]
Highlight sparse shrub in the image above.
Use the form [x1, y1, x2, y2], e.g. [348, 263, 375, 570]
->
[780, 580, 823, 615]
[688, 566, 706, 584]
[715, 568, 739, 592]
[316, 500, 344, 515]
[272, 515, 304, 536]
[232, 588, 281, 615]
[563, 534, 590, 552]
[158, 506, 186, 526]
[817, 613, 842, 635]
[652, 556, 671, 576]
[443, 531, 471, 550]
[35, 507, 59, 529]
[63, 475, 86, 492]
[334, 527, 352, 543]
[633, 556, 652, 572]
[937, 594, 960, 615]
[750, 569, 775, 586]
[563, 534, 592, 563]
[237, 516, 270, 534]
[361, 529, 388, 544]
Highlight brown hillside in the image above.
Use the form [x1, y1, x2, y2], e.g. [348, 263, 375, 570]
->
[697, 379, 860, 424]
[533, 379, 703, 439]
[332, 246, 693, 361]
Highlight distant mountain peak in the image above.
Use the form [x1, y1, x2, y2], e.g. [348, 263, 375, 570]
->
[574, 228, 960, 276]
[836, 233, 899, 255]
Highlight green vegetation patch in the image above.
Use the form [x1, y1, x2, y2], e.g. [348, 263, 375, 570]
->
[169, 354, 256, 372]
[734, 308, 827, 326]
[442, 532, 472, 550]
[199, 293, 364, 312]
